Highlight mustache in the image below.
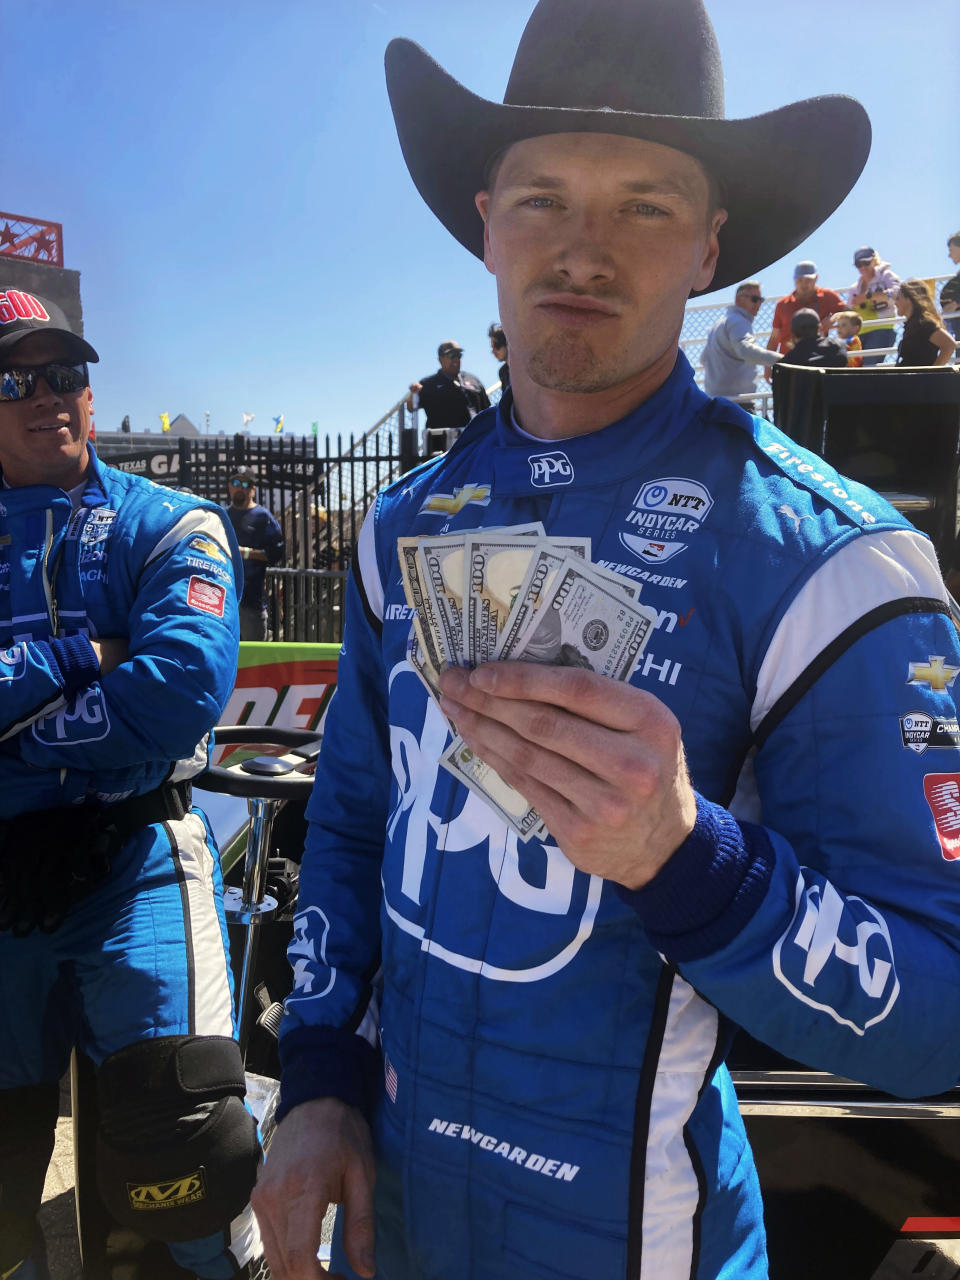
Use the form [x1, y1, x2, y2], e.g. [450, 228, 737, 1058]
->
[528, 277, 632, 307]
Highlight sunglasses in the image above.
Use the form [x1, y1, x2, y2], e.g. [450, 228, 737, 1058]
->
[743, 294, 764, 303]
[230, 478, 254, 488]
[0, 362, 89, 403]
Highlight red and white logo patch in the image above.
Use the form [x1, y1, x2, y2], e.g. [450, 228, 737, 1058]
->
[187, 575, 226, 617]
[0, 290, 50, 325]
[922, 773, 960, 860]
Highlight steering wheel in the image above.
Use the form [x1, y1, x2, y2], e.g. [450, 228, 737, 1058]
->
[199, 725, 323, 799]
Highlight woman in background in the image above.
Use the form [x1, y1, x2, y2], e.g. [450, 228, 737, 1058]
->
[847, 246, 900, 364]
[895, 279, 957, 367]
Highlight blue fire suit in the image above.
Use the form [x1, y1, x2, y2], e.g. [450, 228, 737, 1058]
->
[0, 447, 261, 1277]
[279, 354, 960, 1280]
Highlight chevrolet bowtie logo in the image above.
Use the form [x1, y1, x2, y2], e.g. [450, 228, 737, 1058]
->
[908, 656, 960, 692]
[421, 484, 491, 515]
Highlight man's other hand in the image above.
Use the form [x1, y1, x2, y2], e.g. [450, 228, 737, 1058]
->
[252, 1097, 376, 1280]
[438, 663, 697, 889]
[90, 638, 129, 674]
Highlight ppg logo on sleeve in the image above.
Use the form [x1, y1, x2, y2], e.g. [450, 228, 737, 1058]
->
[528, 452, 574, 488]
[32, 687, 111, 745]
[773, 874, 900, 1035]
[0, 644, 26, 681]
[288, 905, 336, 998]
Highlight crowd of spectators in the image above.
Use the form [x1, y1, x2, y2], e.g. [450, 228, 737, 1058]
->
[407, 238, 958, 436]
[701, 235, 958, 401]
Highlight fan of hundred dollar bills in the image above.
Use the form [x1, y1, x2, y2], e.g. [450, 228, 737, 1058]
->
[397, 523, 658, 841]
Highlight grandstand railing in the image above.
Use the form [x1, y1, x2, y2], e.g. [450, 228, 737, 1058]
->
[681, 273, 953, 375]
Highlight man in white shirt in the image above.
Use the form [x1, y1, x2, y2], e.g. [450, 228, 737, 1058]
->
[701, 281, 781, 410]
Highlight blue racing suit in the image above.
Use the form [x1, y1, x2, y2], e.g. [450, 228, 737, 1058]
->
[279, 354, 960, 1280]
[0, 447, 262, 1277]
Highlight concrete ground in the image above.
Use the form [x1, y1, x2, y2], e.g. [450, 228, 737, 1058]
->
[38, 1084, 83, 1278]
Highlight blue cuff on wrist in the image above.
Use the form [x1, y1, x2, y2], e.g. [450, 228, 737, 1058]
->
[46, 634, 100, 695]
[277, 1026, 381, 1123]
[615, 793, 776, 962]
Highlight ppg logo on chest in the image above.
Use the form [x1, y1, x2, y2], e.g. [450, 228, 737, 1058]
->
[528, 452, 574, 488]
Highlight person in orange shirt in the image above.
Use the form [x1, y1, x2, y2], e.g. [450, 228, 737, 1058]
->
[766, 261, 845, 357]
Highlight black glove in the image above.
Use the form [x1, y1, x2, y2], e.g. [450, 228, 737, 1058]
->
[0, 806, 118, 936]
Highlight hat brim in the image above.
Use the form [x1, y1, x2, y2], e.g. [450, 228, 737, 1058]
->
[385, 39, 871, 296]
[0, 326, 99, 364]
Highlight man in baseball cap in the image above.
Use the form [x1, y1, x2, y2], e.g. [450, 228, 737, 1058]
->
[0, 288, 99, 363]
[767, 259, 845, 356]
[0, 290, 267, 1278]
[225, 464, 285, 640]
[406, 338, 490, 453]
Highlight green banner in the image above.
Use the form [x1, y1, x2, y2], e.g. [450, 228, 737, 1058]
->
[222, 641, 341, 731]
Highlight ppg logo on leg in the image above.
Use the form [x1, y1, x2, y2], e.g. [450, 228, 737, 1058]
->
[528, 452, 574, 488]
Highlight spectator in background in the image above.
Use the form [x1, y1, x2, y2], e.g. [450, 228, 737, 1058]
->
[407, 340, 490, 453]
[488, 321, 510, 392]
[225, 466, 285, 640]
[781, 307, 848, 368]
[766, 260, 844, 357]
[831, 310, 864, 366]
[701, 280, 781, 410]
[895, 279, 957, 367]
[940, 232, 960, 341]
[847, 246, 900, 365]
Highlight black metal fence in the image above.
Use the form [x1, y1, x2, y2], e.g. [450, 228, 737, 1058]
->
[266, 567, 348, 643]
[95, 405, 420, 643]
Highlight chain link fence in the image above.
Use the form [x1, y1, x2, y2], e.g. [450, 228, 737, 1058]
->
[681, 275, 953, 375]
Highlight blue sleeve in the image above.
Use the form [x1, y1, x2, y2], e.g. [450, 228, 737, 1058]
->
[724, 313, 781, 367]
[277, 506, 390, 1120]
[621, 542, 960, 1098]
[17, 506, 242, 769]
[262, 510, 285, 565]
[0, 633, 100, 741]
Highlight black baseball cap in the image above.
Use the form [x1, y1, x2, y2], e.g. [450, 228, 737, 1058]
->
[229, 465, 258, 483]
[853, 246, 876, 265]
[0, 289, 99, 363]
[437, 340, 464, 359]
[791, 307, 821, 335]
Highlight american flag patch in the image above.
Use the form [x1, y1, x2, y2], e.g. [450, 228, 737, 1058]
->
[384, 1054, 398, 1103]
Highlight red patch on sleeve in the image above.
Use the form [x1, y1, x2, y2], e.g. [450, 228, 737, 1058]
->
[922, 773, 960, 860]
[187, 575, 226, 617]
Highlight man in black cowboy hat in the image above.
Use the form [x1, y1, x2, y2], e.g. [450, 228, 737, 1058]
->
[255, 3, 960, 1278]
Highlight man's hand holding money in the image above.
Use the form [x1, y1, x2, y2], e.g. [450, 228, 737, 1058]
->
[437, 661, 697, 890]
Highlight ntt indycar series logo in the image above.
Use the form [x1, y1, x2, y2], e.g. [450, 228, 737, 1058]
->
[619, 476, 714, 564]
[528, 451, 574, 488]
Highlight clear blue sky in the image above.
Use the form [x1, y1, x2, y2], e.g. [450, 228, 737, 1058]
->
[6, 0, 957, 441]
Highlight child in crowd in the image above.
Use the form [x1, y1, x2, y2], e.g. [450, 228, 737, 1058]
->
[833, 311, 863, 366]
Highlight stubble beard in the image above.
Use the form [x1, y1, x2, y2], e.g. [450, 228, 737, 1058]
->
[525, 333, 626, 394]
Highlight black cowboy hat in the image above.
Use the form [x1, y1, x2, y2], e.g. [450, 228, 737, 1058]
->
[385, 0, 871, 295]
